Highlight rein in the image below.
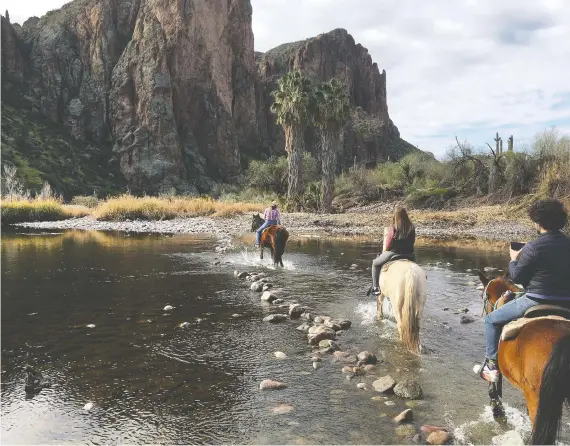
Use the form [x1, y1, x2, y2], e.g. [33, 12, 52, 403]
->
[482, 281, 496, 316]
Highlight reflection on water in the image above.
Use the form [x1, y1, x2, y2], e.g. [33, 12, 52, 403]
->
[2, 230, 567, 444]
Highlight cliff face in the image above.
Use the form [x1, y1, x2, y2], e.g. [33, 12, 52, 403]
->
[2, 0, 262, 193]
[2, 4, 412, 194]
[257, 28, 412, 165]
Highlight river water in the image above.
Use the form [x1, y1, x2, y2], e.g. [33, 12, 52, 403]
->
[1, 230, 568, 444]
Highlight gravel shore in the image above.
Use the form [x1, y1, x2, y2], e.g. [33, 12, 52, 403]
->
[13, 209, 535, 247]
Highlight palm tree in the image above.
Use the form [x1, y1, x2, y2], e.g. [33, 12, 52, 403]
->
[314, 78, 351, 212]
[271, 71, 313, 209]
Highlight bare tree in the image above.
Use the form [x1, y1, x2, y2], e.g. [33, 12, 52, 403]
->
[1, 164, 24, 201]
[485, 142, 506, 194]
[448, 137, 489, 195]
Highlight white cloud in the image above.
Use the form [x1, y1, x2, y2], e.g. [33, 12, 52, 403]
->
[3, 0, 569, 157]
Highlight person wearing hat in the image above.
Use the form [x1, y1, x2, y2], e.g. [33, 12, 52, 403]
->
[255, 200, 281, 247]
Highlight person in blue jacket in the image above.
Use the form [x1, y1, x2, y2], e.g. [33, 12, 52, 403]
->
[479, 199, 570, 383]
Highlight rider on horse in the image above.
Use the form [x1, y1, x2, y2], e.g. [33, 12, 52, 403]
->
[479, 199, 570, 383]
[254, 201, 281, 247]
[368, 205, 416, 296]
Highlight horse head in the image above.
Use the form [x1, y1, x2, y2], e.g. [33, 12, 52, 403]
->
[251, 213, 264, 232]
[477, 270, 520, 314]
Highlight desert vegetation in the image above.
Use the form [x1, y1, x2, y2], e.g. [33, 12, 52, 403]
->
[2, 126, 569, 225]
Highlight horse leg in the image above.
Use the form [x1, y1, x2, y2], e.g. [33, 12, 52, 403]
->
[377, 293, 385, 320]
[259, 246, 264, 260]
[489, 381, 506, 419]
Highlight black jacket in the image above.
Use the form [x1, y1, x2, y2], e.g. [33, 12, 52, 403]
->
[508, 230, 570, 301]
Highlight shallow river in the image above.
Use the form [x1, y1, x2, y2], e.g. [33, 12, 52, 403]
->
[1, 230, 568, 444]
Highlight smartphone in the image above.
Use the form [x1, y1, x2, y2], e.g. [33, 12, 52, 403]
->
[510, 241, 526, 251]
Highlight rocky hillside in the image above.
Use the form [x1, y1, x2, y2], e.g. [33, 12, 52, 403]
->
[1, 2, 416, 195]
[257, 28, 417, 165]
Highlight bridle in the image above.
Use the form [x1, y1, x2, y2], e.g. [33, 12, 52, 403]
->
[482, 280, 495, 316]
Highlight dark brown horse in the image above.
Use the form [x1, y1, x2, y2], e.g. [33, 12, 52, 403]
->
[477, 271, 570, 444]
[251, 214, 289, 267]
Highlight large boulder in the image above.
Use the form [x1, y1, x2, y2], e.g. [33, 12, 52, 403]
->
[393, 380, 423, 399]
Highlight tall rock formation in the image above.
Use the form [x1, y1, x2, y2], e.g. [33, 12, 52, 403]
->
[2, 4, 414, 194]
[2, 0, 262, 193]
[257, 28, 413, 165]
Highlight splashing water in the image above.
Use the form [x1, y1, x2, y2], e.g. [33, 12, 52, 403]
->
[451, 403, 532, 445]
[226, 249, 296, 270]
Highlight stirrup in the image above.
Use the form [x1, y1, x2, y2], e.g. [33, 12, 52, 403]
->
[476, 358, 500, 380]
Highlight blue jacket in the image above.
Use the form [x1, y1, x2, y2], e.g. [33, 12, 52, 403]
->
[508, 230, 570, 301]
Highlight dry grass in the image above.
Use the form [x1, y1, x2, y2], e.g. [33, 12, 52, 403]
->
[1, 199, 89, 225]
[93, 195, 263, 221]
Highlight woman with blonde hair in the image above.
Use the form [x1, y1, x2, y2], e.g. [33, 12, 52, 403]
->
[368, 205, 416, 296]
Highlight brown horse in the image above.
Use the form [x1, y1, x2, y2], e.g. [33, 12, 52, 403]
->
[251, 214, 289, 267]
[477, 271, 570, 444]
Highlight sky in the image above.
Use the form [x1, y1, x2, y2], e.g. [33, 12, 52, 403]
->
[3, 0, 570, 158]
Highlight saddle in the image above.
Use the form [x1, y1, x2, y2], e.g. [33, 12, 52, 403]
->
[381, 256, 415, 272]
[500, 304, 570, 341]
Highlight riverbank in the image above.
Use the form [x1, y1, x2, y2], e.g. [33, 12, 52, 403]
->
[12, 204, 535, 246]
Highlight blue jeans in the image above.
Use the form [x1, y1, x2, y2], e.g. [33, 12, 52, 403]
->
[256, 220, 277, 244]
[485, 294, 536, 360]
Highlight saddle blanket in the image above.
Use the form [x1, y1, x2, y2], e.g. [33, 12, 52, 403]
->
[501, 315, 568, 341]
[381, 258, 414, 272]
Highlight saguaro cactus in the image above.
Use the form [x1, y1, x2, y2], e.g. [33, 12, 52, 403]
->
[508, 135, 514, 152]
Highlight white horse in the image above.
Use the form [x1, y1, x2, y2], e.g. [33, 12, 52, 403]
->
[377, 260, 427, 354]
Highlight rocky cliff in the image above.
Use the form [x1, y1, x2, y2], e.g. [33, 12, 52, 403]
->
[2, 3, 414, 195]
[257, 28, 415, 165]
[2, 0, 262, 194]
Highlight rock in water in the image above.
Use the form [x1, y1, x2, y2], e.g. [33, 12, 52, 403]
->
[83, 402, 94, 411]
[307, 327, 336, 345]
[331, 319, 352, 330]
[394, 380, 423, 399]
[460, 315, 476, 324]
[263, 314, 287, 323]
[273, 351, 288, 359]
[250, 282, 263, 292]
[238, 272, 250, 279]
[356, 383, 368, 390]
[393, 409, 413, 424]
[261, 291, 276, 303]
[372, 375, 396, 393]
[492, 430, 524, 445]
[271, 404, 294, 415]
[312, 362, 320, 370]
[178, 322, 191, 328]
[259, 379, 286, 390]
[357, 351, 378, 365]
[426, 430, 452, 445]
[289, 304, 306, 320]
[421, 426, 449, 434]
[233, 270, 239, 277]
[301, 312, 314, 322]
[314, 316, 331, 324]
[86, 324, 96, 328]
[163, 305, 174, 311]
[295, 323, 311, 332]
[262, 284, 272, 291]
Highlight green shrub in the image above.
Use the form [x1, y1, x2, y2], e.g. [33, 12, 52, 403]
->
[404, 187, 458, 209]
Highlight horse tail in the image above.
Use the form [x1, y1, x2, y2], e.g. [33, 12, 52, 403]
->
[273, 228, 287, 264]
[531, 333, 570, 445]
[400, 264, 424, 354]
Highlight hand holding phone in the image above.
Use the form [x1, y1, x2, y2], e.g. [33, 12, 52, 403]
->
[510, 242, 525, 251]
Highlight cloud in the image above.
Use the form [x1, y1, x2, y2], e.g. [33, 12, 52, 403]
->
[4, 0, 570, 158]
